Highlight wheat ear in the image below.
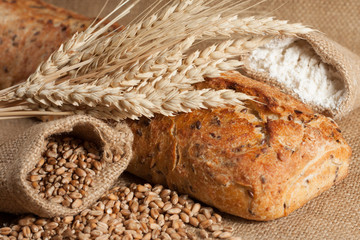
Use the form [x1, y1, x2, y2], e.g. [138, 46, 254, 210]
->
[74, 7, 313, 79]
[13, 37, 267, 120]
[0, 0, 314, 121]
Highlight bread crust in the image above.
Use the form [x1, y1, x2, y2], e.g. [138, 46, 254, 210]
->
[127, 72, 351, 221]
[0, 0, 92, 89]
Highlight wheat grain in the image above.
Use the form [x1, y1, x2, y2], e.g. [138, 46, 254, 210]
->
[0, 183, 238, 239]
[22, 84, 253, 120]
[28, 135, 115, 209]
[200, 15, 313, 39]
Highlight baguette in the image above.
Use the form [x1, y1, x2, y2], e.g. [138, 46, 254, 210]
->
[127, 71, 351, 221]
[0, 0, 92, 89]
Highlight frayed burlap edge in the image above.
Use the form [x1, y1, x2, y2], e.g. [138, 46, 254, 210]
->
[242, 32, 360, 119]
[0, 115, 133, 218]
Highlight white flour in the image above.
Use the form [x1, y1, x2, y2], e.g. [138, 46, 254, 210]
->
[248, 38, 344, 110]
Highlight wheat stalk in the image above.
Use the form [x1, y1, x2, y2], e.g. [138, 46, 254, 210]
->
[93, 36, 269, 91]
[0, 0, 314, 121]
[25, 1, 138, 85]
[74, 5, 313, 80]
[16, 81, 253, 120]
[10, 36, 269, 120]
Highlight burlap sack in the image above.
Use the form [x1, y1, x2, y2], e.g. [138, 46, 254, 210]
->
[242, 32, 360, 119]
[254, 0, 360, 59]
[0, 115, 133, 218]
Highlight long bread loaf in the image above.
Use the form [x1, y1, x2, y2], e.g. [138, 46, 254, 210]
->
[0, 0, 121, 90]
[127, 72, 351, 221]
[0, 0, 93, 89]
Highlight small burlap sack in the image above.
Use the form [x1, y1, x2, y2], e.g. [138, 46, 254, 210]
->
[0, 115, 133, 218]
[242, 31, 360, 119]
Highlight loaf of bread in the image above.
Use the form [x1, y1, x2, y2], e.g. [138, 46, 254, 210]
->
[127, 71, 351, 221]
[0, 0, 92, 89]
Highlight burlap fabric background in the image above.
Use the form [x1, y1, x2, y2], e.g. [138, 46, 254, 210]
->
[0, 115, 133, 218]
[0, 0, 359, 239]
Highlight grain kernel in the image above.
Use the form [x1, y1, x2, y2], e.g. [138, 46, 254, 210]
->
[191, 203, 201, 215]
[72, 199, 83, 208]
[189, 217, 199, 227]
[44, 222, 58, 230]
[29, 175, 42, 181]
[167, 208, 181, 214]
[213, 230, 223, 238]
[200, 229, 209, 238]
[200, 219, 213, 229]
[22, 226, 31, 237]
[0, 227, 12, 235]
[219, 231, 233, 239]
[75, 168, 86, 177]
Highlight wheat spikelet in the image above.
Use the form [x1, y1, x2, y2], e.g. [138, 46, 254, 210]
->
[13, 36, 269, 121]
[24, 0, 139, 86]
[75, 2, 312, 79]
[0, 0, 314, 121]
[19, 80, 253, 120]
[201, 16, 313, 39]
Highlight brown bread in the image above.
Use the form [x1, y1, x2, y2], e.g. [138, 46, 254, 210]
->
[127, 72, 351, 221]
[0, 0, 93, 89]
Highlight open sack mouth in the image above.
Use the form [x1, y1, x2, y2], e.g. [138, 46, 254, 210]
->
[247, 38, 345, 110]
[240, 32, 360, 120]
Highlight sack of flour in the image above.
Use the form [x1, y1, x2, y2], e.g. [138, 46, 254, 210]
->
[242, 32, 360, 119]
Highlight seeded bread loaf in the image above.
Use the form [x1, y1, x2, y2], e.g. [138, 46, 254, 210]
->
[127, 72, 351, 221]
[0, 0, 92, 89]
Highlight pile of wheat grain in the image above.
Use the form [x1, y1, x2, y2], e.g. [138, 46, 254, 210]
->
[0, 183, 240, 240]
[27, 135, 121, 209]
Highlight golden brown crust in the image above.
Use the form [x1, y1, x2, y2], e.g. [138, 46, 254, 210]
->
[127, 72, 351, 221]
[0, 0, 92, 89]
